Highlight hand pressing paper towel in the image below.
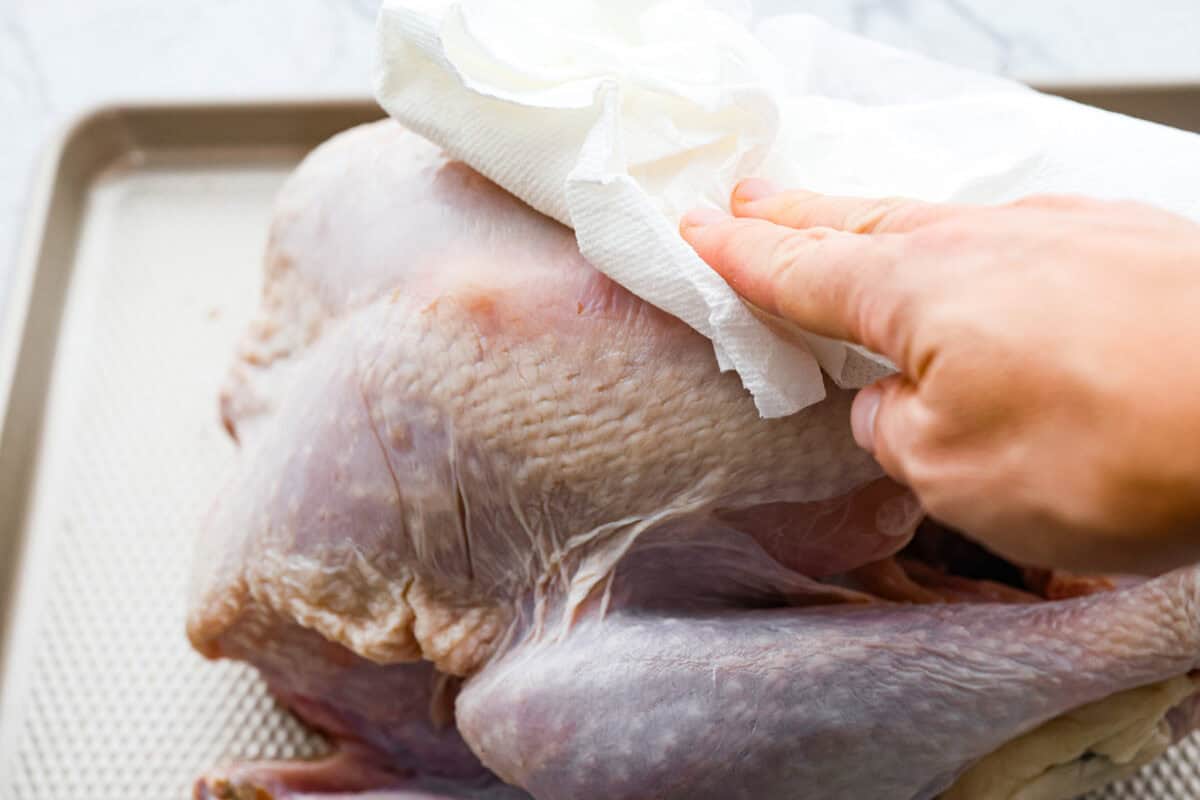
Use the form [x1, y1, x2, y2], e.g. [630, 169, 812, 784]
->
[375, 0, 1200, 418]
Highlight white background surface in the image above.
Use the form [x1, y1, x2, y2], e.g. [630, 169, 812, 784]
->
[2, 0, 1200, 319]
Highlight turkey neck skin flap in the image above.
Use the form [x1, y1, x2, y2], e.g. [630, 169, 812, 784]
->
[187, 120, 1200, 800]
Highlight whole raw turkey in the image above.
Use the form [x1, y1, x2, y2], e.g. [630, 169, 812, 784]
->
[188, 120, 1200, 800]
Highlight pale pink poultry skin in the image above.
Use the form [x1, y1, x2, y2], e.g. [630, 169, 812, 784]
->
[188, 120, 1200, 800]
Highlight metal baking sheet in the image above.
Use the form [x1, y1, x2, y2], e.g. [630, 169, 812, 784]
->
[0, 89, 1197, 799]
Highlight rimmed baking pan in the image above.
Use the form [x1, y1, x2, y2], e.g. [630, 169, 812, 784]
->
[0, 89, 1197, 798]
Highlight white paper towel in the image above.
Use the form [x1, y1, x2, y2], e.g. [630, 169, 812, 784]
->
[375, 0, 1200, 417]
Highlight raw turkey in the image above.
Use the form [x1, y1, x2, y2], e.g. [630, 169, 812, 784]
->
[188, 120, 1200, 800]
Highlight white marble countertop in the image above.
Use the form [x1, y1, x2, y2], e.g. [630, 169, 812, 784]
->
[3, 0, 1200, 322]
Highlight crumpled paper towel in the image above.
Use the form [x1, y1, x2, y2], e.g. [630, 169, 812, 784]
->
[375, 0, 1200, 417]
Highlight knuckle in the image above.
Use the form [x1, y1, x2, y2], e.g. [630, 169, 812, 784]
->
[849, 238, 914, 354]
[750, 231, 809, 313]
[1108, 198, 1162, 220]
[1012, 193, 1102, 213]
[762, 228, 825, 272]
[801, 226, 837, 242]
[905, 218, 972, 252]
[810, 246, 858, 318]
[773, 191, 823, 224]
[854, 287, 912, 359]
[1012, 193, 1074, 208]
[762, 231, 803, 276]
[847, 196, 912, 233]
[848, 276, 885, 346]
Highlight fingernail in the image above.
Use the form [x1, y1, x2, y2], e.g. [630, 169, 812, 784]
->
[851, 384, 881, 453]
[733, 178, 779, 204]
[679, 208, 729, 232]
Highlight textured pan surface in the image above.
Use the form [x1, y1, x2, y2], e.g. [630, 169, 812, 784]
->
[0, 93, 1198, 799]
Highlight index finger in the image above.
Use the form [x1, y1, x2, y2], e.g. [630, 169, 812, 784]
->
[679, 210, 908, 360]
[731, 180, 963, 234]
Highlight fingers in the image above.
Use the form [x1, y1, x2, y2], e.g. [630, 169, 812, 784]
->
[1014, 193, 1199, 230]
[851, 375, 920, 486]
[731, 179, 963, 234]
[679, 211, 904, 350]
[1009, 193, 1104, 212]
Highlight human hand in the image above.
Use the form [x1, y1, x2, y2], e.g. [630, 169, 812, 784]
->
[681, 182, 1200, 574]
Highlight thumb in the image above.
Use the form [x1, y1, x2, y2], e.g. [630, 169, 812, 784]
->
[851, 376, 920, 487]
